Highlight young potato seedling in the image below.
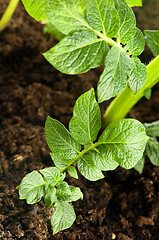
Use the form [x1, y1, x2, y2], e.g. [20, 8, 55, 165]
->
[17, 0, 159, 234]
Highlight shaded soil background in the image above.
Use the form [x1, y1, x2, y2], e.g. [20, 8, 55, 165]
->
[0, 0, 159, 239]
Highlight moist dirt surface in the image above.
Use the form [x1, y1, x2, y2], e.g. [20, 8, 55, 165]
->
[0, 1, 159, 239]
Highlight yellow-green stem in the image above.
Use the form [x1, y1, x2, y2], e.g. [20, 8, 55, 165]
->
[0, 0, 19, 32]
[60, 143, 99, 172]
[104, 55, 159, 126]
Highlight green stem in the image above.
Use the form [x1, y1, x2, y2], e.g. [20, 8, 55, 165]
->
[104, 55, 159, 126]
[0, 0, 19, 32]
[61, 134, 132, 173]
[60, 143, 99, 172]
[93, 29, 122, 49]
[77, 17, 122, 50]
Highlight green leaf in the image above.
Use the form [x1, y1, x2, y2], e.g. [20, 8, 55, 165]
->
[40, 167, 65, 186]
[86, 0, 119, 38]
[77, 153, 104, 181]
[56, 182, 71, 199]
[98, 46, 130, 102]
[128, 57, 147, 94]
[146, 137, 159, 166]
[113, 0, 136, 44]
[51, 201, 76, 235]
[69, 88, 101, 145]
[56, 182, 83, 202]
[134, 156, 145, 174]
[44, 185, 57, 207]
[92, 150, 119, 171]
[50, 153, 69, 170]
[125, 28, 145, 56]
[125, 0, 142, 7]
[144, 121, 159, 137]
[45, 116, 81, 159]
[144, 88, 152, 100]
[21, 0, 47, 22]
[17, 171, 45, 204]
[98, 119, 149, 169]
[44, 30, 108, 74]
[69, 186, 83, 202]
[43, 23, 65, 41]
[46, 0, 87, 35]
[144, 30, 159, 57]
[67, 166, 78, 179]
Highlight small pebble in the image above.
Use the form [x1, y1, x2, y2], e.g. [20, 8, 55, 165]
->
[112, 233, 116, 239]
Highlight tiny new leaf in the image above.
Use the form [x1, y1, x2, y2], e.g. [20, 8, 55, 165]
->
[144, 118, 159, 167]
[145, 121, 159, 137]
[44, 184, 57, 208]
[146, 138, 159, 166]
[69, 88, 101, 145]
[56, 182, 83, 202]
[67, 166, 78, 179]
[40, 167, 65, 186]
[69, 186, 83, 202]
[144, 88, 152, 100]
[134, 156, 145, 174]
[51, 201, 76, 235]
[144, 30, 159, 57]
[56, 181, 71, 200]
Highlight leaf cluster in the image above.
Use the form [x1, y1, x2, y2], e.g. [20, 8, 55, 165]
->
[18, 88, 149, 234]
[22, 0, 147, 102]
[17, 167, 83, 234]
[45, 89, 148, 176]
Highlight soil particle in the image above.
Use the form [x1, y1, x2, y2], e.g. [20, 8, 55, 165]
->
[137, 216, 155, 227]
[117, 233, 133, 240]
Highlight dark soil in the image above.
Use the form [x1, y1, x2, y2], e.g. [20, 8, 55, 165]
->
[0, 1, 159, 239]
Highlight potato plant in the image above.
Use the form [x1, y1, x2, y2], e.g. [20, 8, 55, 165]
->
[17, 0, 159, 235]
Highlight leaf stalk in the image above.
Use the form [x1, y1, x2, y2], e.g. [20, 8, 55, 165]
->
[0, 0, 19, 33]
[60, 142, 99, 172]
